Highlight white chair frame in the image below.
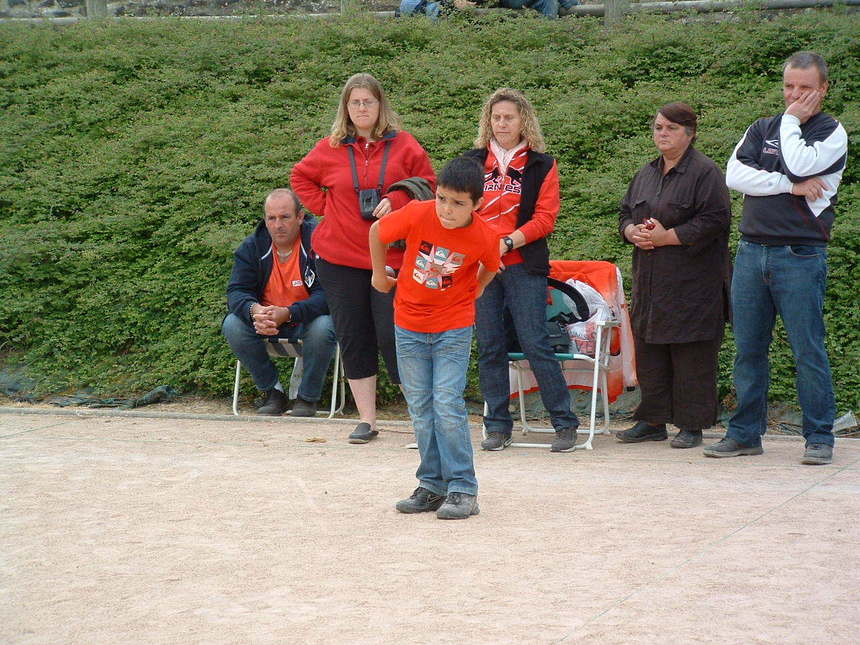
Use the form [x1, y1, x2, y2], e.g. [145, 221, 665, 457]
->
[483, 319, 619, 450]
[232, 339, 345, 418]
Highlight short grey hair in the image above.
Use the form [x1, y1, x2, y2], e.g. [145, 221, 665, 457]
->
[784, 51, 829, 84]
[264, 188, 303, 216]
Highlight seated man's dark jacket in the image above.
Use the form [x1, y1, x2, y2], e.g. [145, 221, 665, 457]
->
[226, 215, 328, 337]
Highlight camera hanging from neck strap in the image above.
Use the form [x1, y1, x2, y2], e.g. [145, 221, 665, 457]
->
[348, 139, 393, 197]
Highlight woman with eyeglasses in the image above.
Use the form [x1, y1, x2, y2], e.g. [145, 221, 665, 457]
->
[464, 88, 581, 454]
[292, 73, 435, 444]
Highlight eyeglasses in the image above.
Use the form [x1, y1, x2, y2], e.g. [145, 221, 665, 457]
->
[348, 99, 378, 109]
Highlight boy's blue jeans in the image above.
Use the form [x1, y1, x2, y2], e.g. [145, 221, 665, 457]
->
[727, 241, 835, 447]
[395, 325, 478, 497]
[222, 312, 337, 403]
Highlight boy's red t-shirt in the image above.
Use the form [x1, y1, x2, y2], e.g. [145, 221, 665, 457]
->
[377, 199, 500, 333]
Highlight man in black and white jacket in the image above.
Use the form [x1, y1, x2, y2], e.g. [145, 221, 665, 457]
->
[704, 52, 848, 465]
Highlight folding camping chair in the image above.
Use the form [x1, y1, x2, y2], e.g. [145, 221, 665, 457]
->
[231, 338, 346, 418]
[483, 260, 633, 451]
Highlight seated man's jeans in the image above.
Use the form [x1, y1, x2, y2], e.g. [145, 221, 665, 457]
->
[222, 312, 337, 403]
[475, 263, 580, 436]
[395, 325, 478, 497]
[728, 241, 835, 447]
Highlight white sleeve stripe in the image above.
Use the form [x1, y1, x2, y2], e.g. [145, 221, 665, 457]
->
[726, 128, 792, 196]
[779, 119, 848, 178]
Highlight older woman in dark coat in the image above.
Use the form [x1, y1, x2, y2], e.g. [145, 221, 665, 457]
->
[617, 102, 731, 449]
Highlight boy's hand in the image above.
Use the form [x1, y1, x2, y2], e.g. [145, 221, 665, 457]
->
[371, 272, 397, 293]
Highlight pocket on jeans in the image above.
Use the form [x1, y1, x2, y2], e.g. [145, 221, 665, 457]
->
[788, 245, 822, 258]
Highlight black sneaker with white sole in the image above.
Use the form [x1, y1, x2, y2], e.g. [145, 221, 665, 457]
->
[436, 492, 479, 520]
[396, 487, 445, 514]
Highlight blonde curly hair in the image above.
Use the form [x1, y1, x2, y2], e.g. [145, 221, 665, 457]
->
[328, 73, 402, 147]
[474, 88, 546, 153]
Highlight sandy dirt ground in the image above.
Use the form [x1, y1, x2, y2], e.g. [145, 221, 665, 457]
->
[1, 408, 858, 644]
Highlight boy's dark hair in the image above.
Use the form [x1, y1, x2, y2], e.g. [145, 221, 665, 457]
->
[437, 157, 484, 203]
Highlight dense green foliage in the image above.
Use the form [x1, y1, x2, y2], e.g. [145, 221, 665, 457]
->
[1, 11, 858, 411]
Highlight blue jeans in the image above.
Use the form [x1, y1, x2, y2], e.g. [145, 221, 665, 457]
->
[222, 313, 337, 403]
[475, 264, 580, 436]
[503, 0, 578, 18]
[399, 0, 441, 17]
[395, 325, 477, 496]
[728, 241, 835, 447]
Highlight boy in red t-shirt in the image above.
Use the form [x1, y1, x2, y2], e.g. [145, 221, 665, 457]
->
[370, 157, 500, 520]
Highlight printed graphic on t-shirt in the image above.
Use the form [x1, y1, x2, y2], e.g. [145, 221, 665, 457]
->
[412, 241, 465, 290]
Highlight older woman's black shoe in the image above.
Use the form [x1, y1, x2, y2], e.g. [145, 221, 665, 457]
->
[670, 428, 703, 449]
[616, 421, 667, 443]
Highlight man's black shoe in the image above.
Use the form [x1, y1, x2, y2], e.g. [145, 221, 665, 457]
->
[801, 443, 833, 465]
[703, 437, 763, 458]
[396, 487, 445, 514]
[436, 492, 479, 520]
[616, 421, 667, 443]
[348, 422, 379, 444]
[550, 427, 576, 452]
[290, 397, 318, 417]
[257, 389, 288, 416]
[481, 432, 512, 451]
[670, 428, 703, 449]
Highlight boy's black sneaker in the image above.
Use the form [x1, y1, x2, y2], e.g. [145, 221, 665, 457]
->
[550, 427, 576, 452]
[257, 389, 288, 416]
[436, 492, 479, 520]
[395, 487, 445, 514]
[481, 432, 512, 451]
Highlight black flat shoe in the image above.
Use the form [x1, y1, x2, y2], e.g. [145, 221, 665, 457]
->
[616, 421, 667, 443]
[348, 422, 379, 444]
[670, 428, 703, 449]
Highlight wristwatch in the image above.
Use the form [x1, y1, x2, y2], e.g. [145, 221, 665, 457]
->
[502, 236, 515, 252]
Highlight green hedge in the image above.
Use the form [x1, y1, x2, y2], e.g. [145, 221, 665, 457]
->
[1, 11, 858, 411]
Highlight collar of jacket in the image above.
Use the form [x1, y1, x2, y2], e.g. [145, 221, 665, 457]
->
[649, 144, 696, 175]
[252, 216, 315, 262]
[341, 130, 398, 146]
[467, 146, 548, 170]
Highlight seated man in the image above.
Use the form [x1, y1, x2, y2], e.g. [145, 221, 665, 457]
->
[223, 188, 336, 417]
[399, 0, 578, 19]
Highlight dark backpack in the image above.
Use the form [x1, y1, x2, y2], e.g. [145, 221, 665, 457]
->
[505, 278, 590, 355]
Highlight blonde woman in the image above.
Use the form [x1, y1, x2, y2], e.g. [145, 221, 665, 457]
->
[464, 88, 580, 453]
[292, 73, 435, 444]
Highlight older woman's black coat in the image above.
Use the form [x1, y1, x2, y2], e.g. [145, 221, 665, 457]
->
[618, 146, 732, 345]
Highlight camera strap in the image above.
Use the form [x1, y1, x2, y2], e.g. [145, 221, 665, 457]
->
[347, 139, 393, 194]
